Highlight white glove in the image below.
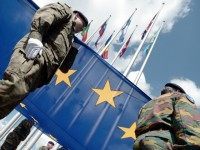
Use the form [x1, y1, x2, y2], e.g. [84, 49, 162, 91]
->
[25, 38, 43, 59]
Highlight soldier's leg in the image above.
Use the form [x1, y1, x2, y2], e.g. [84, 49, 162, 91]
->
[133, 131, 174, 150]
[0, 47, 45, 119]
[1, 119, 34, 150]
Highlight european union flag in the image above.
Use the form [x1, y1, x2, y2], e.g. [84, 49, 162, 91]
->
[15, 37, 150, 149]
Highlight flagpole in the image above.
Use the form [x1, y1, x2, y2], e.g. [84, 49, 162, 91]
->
[111, 25, 138, 65]
[85, 15, 111, 44]
[99, 8, 137, 55]
[123, 3, 165, 77]
[134, 21, 165, 85]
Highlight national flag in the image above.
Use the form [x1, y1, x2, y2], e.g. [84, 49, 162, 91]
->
[81, 21, 92, 42]
[101, 48, 109, 59]
[101, 31, 115, 59]
[141, 13, 158, 40]
[95, 17, 110, 47]
[17, 37, 150, 149]
[119, 33, 133, 57]
[117, 14, 133, 43]
[143, 43, 152, 55]
[143, 30, 158, 54]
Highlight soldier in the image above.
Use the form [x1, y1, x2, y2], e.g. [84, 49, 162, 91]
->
[0, 2, 88, 119]
[133, 83, 200, 149]
[1, 119, 34, 149]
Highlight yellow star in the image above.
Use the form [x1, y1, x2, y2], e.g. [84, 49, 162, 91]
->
[92, 80, 123, 107]
[118, 122, 137, 140]
[55, 69, 76, 87]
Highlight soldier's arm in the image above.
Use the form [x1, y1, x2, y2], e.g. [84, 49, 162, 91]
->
[172, 94, 200, 147]
[29, 2, 73, 41]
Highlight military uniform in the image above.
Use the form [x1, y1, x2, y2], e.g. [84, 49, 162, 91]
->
[1, 119, 34, 150]
[0, 2, 75, 118]
[39, 146, 49, 150]
[133, 92, 200, 149]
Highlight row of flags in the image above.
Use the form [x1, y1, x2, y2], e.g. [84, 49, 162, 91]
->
[101, 30, 115, 59]
[80, 8, 162, 62]
[95, 15, 111, 47]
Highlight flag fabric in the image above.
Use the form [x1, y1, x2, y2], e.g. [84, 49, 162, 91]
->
[141, 13, 158, 40]
[117, 15, 132, 43]
[101, 48, 109, 59]
[95, 20, 109, 47]
[17, 37, 150, 150]
[81, 21, 92, 42]
[119, 33, 133, 57]
[143, 32, 157, 54]
[101, 31, 115, 59]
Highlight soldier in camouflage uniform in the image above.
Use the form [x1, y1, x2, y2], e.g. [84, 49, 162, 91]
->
[0, 2, 88, 119]
[1, 119, 34, 149]
[133, 83, 200, 149]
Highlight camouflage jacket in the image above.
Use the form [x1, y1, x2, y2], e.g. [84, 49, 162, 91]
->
[135, 92, 200, 147]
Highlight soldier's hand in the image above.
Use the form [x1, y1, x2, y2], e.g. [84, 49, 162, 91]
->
[25, 38, 43, 59]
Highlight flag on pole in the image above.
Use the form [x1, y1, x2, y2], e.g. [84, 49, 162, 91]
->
[81, 21, 92, 42]
[117, 13, 133, 43]
[101, 31, 115, 59]
[143, 30, 158, 54]
[141, 13, 158, 40]
[95, 17, 111, 47]
[119, 33, 133, 57]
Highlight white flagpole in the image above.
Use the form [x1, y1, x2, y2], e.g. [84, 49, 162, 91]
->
[85, 15, 111, 44]
[99, 8, 137, 56]
[111, 25, 138, 65]
[123, 3, 165, 77]
[134, 21, 165, 85]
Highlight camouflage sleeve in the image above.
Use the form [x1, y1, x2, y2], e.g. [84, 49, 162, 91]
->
[29, 2, 73, 41]
[172, 94, 200, 147]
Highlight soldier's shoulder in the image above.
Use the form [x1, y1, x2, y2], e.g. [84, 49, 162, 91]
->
[172, 92, 195, 104]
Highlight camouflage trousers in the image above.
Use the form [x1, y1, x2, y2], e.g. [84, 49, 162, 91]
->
[0, 44, 54, 119]
[1, 119, 34, 150]
[133, 130, 175, 150]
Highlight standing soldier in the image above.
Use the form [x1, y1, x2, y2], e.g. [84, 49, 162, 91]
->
[1, 119, 34, 150]
[133, 83, 200, 149]
[0, 2, 88, 119]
